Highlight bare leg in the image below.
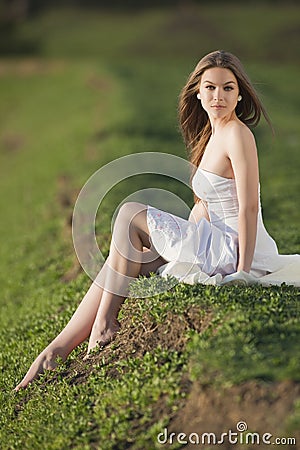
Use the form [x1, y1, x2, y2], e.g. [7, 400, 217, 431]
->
[14, 202, 164, 390]
[14, 277, 105, 391]
[87, 202, 160, 353]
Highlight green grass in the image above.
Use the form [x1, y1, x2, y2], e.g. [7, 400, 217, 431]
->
[0, 3, 299, 449]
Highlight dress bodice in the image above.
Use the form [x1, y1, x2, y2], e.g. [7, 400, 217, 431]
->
[192, 166, 282, 270]
[192, 167, 239, 232]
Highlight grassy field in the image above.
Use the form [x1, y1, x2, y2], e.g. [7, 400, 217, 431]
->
[0, 3, 300, 449]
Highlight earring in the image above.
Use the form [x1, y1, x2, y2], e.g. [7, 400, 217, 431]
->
[196, 93, 201, 100]
[237, 95, 242, 102]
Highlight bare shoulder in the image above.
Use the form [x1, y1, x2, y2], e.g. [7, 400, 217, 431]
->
[224, 120, 257, 156]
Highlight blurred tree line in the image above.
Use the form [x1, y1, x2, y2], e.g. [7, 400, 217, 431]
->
[0, 0, 298, 55]
[1, 0, 298, 20]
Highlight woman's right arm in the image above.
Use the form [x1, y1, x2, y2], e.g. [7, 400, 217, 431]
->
[188, 199, 209, 223]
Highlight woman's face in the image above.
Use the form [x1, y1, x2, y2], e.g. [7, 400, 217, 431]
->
[198, 67, 240, 119]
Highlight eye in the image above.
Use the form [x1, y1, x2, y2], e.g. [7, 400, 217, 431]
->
[206, 85, 215, 90]
[224, 86, 234, 91]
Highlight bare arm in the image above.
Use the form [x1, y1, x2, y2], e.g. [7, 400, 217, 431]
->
[189, 199, 209, 223]
[227, 125, 259, 273]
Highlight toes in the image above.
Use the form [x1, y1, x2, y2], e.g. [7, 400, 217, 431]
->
[14, 380, 28, 392]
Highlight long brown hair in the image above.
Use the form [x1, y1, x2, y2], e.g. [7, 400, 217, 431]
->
[179, 50, 271, 171]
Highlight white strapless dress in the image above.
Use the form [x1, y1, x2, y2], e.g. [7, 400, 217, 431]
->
[146, 167, 300, 286]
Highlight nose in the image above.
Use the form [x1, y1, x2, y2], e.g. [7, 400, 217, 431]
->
[213, 88, 223, 101]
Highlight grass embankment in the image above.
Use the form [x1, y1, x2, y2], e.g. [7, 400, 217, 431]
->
[0, 4, 299, 449]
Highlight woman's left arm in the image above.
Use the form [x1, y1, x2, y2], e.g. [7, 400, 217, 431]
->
[227, 125, 259, 273]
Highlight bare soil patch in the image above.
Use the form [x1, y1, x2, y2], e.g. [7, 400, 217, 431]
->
[167, 379, 300, 449]
[56, 174, 82, 281]
[0, 58, 66, 77]
[58, 303, 213, 385]
[1, 132, 25, 153]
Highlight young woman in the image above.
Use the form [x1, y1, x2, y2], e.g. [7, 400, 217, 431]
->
[14, 50, 299, 391]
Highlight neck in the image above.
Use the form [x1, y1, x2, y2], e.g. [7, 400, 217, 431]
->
[209, 111, 237, 135]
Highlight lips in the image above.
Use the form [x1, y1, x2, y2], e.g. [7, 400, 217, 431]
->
[212, 105, 225, 109]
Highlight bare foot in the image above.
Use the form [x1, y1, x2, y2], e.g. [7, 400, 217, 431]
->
[14, 348, 65, 391]
[86, 320, 120, 356]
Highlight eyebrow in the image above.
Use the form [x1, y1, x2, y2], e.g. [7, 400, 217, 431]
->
[203, 80, 237, 85]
